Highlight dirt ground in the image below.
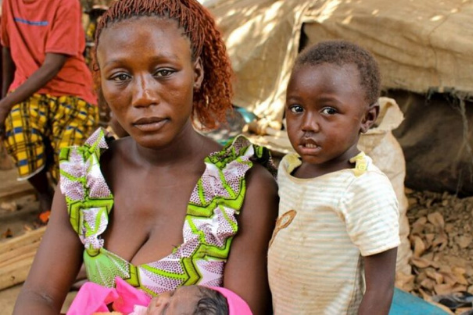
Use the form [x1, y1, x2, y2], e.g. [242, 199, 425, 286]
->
[1, 166, 473, 314]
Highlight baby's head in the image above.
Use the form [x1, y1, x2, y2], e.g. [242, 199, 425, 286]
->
[286, 40, 381, 169]
[146, 286, 229, 315]
[93, 0, 233, 136]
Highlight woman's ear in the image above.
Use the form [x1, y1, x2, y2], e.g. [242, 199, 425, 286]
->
[360, 102, 380, 133]
[193, 57, 204, 90]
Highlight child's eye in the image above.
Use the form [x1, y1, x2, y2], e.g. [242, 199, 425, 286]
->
[289, 105, 303, 113]
[321, 107, 337, 115]
[155, 69, 174, 77]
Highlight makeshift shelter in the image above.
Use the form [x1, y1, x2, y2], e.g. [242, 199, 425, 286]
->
[200, 0, 473, 276]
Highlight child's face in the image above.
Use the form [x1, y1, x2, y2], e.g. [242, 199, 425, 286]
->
[146, 286, 202, 315]
[285, 63, 377, 170]
[97, 17, 204, 149]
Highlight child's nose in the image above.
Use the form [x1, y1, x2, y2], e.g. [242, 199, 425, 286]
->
[301, 112, 320, 132]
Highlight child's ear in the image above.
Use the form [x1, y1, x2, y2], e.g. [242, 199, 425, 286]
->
[193, 57, 204, 90]
[360, 102, 379, 133]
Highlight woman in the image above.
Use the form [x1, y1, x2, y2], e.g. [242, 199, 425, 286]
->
[13, 1, 278, 314]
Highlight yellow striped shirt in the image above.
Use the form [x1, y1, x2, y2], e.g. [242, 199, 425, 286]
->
[268, 153, 400, 315]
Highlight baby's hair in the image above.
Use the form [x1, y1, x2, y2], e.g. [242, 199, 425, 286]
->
[193, 286, 229, 315]
[93, 0, 233, 129]
[295, 40, 381, 106]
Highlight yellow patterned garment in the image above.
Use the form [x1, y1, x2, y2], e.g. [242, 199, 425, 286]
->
[3, 93, 98, 180]
[59, 128, 274, 296]
[268, 152, 400, 315]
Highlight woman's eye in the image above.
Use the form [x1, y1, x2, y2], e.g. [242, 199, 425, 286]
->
[155, 69, 174, 77]
[321, 107, 337, 115]
[289, 105, 303, 113]
[111, 73, 130, 82]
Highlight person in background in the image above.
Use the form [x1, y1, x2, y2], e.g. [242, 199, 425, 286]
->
[0, 0, 98, 217]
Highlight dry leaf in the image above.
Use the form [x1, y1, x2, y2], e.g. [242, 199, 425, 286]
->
[411, 217, 427, 235]
[413, 236, 426, 257]
[424, 233, 435, 248]
[432, 231, 449, 250]
[420, 278, 436, 291]
[408, 197, 418, 206]
[434, 283, 454, 295]
[451, 284, 467, 292]
[411, 257, 431, 269]
[457, 235, 472, 249]
[445, 223, 455, 233]
[396, 272, 415, 292]
[428, 212, 445, 229]
[440, 272, 458, 286]
[418, 288, 433, 301]
[425, 269, 444, 284]
[424, 223, 436, 234]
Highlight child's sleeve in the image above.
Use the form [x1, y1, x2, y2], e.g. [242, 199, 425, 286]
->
[339, 171, 400, 256]
[45, 0, 82, 56]
[1, 0, 10, 47]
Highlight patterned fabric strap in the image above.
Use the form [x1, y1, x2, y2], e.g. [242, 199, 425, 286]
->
[59, 128, 113, 255]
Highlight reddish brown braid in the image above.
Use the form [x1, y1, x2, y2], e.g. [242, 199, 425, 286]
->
[93, 0, 233, 129]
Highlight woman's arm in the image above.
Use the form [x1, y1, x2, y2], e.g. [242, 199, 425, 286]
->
[13, 186, 84, 314]
[223, 164, 279, 315]
[358, 247, 397, 315]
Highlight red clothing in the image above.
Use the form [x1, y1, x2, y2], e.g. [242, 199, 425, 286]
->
[1, 0, 97, 105]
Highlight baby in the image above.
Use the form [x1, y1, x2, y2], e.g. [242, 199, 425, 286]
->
[67, 277, 251, 315]
[268, 40, 400, 314]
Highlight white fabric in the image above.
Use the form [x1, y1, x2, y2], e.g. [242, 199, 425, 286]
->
[268, 153, 400, 315]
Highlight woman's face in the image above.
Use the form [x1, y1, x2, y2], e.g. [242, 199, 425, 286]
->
[97, 17, 203, 149]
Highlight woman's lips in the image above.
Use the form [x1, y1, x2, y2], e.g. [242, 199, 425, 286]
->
[132, 117, 168, 132]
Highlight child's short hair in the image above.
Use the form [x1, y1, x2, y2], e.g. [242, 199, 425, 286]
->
[295, 40, 381, 105]
[193, 286, 229, 315]
[93, 0, 233, 129]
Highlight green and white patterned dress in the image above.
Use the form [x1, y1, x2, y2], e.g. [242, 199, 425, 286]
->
[59, 128, 273, 296]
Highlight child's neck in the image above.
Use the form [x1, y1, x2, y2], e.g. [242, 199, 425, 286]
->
[292, 150, 361, 179]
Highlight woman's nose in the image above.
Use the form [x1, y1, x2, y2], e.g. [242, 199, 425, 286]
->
[131, 75, 159, 107]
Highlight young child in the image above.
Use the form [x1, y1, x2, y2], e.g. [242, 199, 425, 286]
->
[0, 0, 98, 214]
[67, 277, 251, 314]
[268, 40, 400, 314]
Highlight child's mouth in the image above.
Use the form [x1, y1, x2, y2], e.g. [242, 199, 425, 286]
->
[303, 143, 318, 148]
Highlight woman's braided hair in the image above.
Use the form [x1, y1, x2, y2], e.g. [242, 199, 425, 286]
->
[93, 0, 233, 129]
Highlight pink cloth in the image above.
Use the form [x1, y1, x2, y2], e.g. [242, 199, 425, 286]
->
[67, 277, 151, 315]
[211, 287, 253, 315]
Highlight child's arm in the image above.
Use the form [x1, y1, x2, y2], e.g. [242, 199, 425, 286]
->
[358, 247, 397, 315]
[0, 52, 67, 131]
